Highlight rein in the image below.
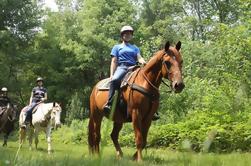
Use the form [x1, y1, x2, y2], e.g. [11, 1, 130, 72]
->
[142, 72, 159, 92]
[128, 50, 174, 101]
[0, 106, 15, 122]
[141, 51, 172, 94]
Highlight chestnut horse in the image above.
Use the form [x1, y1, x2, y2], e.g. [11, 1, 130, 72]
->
[88, 41, 185, 161]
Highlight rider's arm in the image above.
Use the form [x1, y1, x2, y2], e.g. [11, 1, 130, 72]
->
[42, 93, 47, 102]
[29, 92, 33, 105]
[110, 57, 117, 78]
[137, 54, 146, 65]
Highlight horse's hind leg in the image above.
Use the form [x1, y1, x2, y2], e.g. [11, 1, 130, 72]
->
[111, 122, 123, 158]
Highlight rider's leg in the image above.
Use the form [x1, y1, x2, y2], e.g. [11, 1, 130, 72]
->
[24, 103, 36, 124]
[104, 66, 128, 112]
[21, 103, 36, 128]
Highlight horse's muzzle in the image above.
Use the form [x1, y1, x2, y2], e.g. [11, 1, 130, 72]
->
[55, 123, 61, 129]
[173, 82, 185, 93]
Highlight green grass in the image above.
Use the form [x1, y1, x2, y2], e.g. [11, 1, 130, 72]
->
[0, 139, 251, 166]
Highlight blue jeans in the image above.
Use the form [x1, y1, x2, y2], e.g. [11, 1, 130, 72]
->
[25, 102, 38, 122]
[107, 65, 129, 105]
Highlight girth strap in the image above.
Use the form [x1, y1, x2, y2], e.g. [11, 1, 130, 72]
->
[130, 83, 159, 101]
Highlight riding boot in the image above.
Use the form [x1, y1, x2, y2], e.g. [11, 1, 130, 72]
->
[21, 113, 28, 129]
[104, 79, 118, 115]
[152, 112, 160, 121]
[21, 112, 31, 129]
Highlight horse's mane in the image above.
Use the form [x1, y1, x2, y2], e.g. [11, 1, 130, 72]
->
[38, 102, 60, 112]
[143, 49, 165, 72]
[44, 102, 59, 107]
[143, 46, 180, 72]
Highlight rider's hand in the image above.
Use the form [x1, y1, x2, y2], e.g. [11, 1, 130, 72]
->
[140, 62, 146, 66]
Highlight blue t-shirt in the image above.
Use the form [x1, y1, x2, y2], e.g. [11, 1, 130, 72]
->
[111, 43, 140, 65]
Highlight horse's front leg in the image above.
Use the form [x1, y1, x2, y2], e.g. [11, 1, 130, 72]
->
[19, 128, 26, 147]
[28, 126, 34, 150]
[19, 112, 26, 148]
[131, 108, 143, 162]
[111, 122, 123, 158]
[46, 126, 52, 154]
[34, 128, 39, 150]
[2, 133, 8, 147]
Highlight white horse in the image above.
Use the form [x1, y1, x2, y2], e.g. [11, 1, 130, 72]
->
[19, 102, 62, 154]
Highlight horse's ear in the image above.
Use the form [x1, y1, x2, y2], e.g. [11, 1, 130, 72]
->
[176, 41, 181, 51]
[165, 41, 170, 52]
[53, 102, 56, 107]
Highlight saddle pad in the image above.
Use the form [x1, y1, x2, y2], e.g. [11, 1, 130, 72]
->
[97, 78, 111, 90]
[21, 104, 41, 113]
[97, 66, 140, 91]
[121, 68, 139, 88]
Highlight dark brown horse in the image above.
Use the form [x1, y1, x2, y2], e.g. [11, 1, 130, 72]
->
[88, 41, 185, 161]
[0, 104, 16, 146]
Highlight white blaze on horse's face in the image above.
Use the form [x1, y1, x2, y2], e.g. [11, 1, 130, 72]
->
[162, 45, 185, 93]
[7, 103, 16, 121]
[51, 103, 62, 128]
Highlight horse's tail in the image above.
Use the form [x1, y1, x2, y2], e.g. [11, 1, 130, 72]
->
[88, 86, 102, 154]
[88, 87, 96, 152]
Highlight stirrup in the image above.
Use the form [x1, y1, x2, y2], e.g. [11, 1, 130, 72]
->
[21, 124, 27, 129]
[103, 104, 111, 116]
[152, 113, 160, 121]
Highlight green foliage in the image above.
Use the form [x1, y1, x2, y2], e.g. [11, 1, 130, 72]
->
[65, 92, 87, 125]
[146, 109, 251, 152]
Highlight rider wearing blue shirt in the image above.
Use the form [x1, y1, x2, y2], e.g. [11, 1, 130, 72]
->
[104, 25, 160, 120]
[104, 25, 145, 111]
[111, 43, 140, 66]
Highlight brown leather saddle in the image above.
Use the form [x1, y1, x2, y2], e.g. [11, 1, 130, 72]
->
[97, 66, 140, 91]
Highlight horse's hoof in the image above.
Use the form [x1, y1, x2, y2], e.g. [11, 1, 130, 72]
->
[132, 151, 137, 160]
[2, 143, 7, 147]
[132, 151, 142, 162]
[116, 151, 123, 159]
[48, 151, 52, 155]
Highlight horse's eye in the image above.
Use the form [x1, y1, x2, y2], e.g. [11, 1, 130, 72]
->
[165, 61, 172, 69]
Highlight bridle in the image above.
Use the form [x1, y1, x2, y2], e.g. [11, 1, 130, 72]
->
[142, 50, 174, 93]
[3, 105, 16, 122]
[50, 105, 61, 123]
